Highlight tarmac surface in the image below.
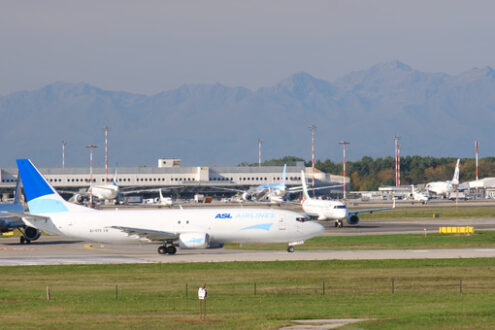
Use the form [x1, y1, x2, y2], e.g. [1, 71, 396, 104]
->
[2, 217, 495, 266]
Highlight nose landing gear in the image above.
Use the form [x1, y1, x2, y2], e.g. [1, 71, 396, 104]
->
[334, 220, 343, 228]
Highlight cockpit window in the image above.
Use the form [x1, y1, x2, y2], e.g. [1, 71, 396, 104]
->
[296, 216, 311, 222]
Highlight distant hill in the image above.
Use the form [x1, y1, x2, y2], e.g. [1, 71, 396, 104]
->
[1, 61, 494, 168]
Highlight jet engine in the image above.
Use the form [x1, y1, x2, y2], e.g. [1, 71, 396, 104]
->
[242, 192, 252, 201]
[178, 233, 209, 249]
[346, 214, 360, 225]
[24, 226, 41, 241]
[69, 194, 84, 204]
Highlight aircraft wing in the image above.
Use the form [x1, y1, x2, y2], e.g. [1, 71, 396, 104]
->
[0, 211, 51, 221]
[288, 184, 342, 193]
[208, 186, 248, 194]
[349, 200, 396, 216]
[110, 226, 179, 242]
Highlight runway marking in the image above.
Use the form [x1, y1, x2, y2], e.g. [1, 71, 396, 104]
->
[0, 247, 35, 251]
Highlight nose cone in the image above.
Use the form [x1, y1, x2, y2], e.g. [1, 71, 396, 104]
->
[308, 221, 325, 237]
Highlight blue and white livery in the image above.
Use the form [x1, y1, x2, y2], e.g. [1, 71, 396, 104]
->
[16, 159, 324, 254]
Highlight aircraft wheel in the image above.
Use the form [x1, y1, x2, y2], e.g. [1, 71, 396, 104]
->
[158, 246, 167, 255]
[20, 236, 25, 244]
[167, 245, 177, 255]
[26, 239, 31, 244]
[338, 221, 343, 228]
[334, 222, 338, 228]
[287, 246, 295, 253]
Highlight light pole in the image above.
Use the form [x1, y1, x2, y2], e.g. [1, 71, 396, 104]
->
[104, 126, 109, 183]
[340, 141, 350, 199]
[86, 144, 97, 206]
[393, 135, 400, 187]
[258, 139, 262, 168]
[61, 140, 67, 169]
[308, 125, 317, 190]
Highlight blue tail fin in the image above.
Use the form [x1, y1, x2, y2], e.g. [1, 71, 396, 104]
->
[16, 159, 88, 214]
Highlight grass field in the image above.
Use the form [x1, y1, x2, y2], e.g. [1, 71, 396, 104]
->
[2, 259, 495, 329]
[355, 205, 495, 220]
[225, 230, 495, 251]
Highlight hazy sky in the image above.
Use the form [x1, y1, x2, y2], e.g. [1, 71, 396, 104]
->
[1, 0, 494, 96]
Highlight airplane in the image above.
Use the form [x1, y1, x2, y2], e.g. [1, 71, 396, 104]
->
[410, 185, 429, 204]
[64, 169, 120, 204]
[12, 159, 324, 254]
[143, 189, 173, 206]
[299, 170, 395, 228]
[0, 173, 41, 243]
[425, 159, 460, 197]
[218, 164, 338, 203]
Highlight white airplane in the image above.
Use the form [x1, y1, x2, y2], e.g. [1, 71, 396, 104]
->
[13, 159, 324, 254]
[67, 170, 119, 204]
[410, 185, 429, 204]
[300, 170, 395, 228]
[425, 159, 460, 197]
[143, 189, 173, 206]
[0, 174, 41, 244]
[219, 164, 338, 203]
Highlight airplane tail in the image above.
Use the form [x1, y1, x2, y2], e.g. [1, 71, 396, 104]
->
[16, 159, 91, 214]
[452, 159, 460, 185]
[300, 170, 311, 202]
[112, 166, 118, 186]
[281, 164, 287, 185]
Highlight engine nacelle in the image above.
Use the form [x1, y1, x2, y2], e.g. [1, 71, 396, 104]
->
[24, 226, 41, 241]
[346, 214, 360, 225]
[178, 233, 209, 249]
[69, 194, 84, 204]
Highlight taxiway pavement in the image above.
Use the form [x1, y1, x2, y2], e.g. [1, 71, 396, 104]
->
[2, 218, 495, 266]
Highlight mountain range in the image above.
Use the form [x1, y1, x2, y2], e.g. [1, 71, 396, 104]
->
[1, 60, 494, 168]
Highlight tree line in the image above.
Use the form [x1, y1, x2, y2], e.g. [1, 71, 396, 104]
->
[240, 155, 495, 191]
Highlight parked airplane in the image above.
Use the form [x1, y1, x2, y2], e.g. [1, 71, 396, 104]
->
[143, 189, 173, 206]
[14, 159, 324, 254]
[0, 174, 41, 243]
[425, 159, 460, 197]
[300, 171, 395, 228]
[410, 185, 429, 204]
[219, 164, 338, 203]
[66, 169, 119, 204]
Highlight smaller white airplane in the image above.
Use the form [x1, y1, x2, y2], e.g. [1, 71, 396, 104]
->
[143, 189, 173, 206]
[66, 170, 119, 204]
[425, 159, 460, 197]
[300, 171, 395, 228]
[410, 185, 429, 204]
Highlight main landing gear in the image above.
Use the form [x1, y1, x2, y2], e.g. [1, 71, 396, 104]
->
[287, 246, 295, 253]
[158, 244, 177, 255]
[334, 220, 343, 228]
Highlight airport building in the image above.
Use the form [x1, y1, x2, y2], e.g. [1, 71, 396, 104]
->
[0, 159, 348, 199]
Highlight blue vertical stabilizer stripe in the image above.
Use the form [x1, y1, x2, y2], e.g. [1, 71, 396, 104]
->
[16, 159, 55, 202]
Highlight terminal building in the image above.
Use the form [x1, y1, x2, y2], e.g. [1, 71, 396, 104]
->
[0, 159, 348, 200]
